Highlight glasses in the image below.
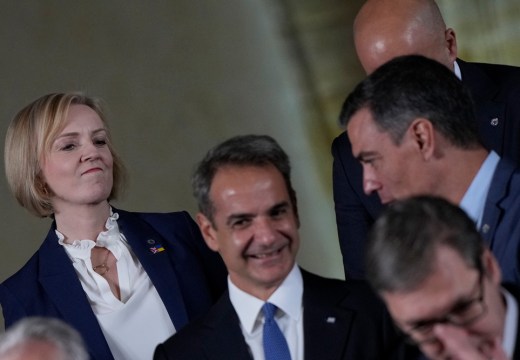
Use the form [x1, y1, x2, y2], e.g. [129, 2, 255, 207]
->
[402, 269, 487, 345]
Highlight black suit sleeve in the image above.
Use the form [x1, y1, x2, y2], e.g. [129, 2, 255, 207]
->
[331, 133, 383, 279]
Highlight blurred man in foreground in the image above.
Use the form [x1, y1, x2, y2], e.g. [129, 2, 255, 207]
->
[366, 196, 519, 360]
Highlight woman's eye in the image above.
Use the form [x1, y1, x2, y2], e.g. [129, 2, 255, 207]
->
[94, 138, 107, 146]
[60, 143, 76, 151]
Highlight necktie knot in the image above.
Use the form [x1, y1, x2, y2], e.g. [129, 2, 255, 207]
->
[262, 302, 291, 360]
[263, 302, 277, 321]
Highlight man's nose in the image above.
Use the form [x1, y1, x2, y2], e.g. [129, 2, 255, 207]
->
[363, 168, 382, 195]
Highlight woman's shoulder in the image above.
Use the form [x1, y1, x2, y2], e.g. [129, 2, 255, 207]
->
[114, 208, 192, 222]
[114, 208, 201, 242]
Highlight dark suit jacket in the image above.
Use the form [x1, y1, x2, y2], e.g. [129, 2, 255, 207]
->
[480, 160, 520, 284]
[0, 209, 228, 360]
[153, 269, 419, 360]
[332, 59, 520, 279]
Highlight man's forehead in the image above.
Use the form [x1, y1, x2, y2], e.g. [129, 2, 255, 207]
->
[347, 109, 390, 151]
[383, 247, 477, 322]
[209, 164, 288, 206]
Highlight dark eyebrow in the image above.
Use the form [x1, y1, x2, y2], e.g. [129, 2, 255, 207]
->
[224, 201, 291, 227]
[356, 151, 380, 162]
[406, 294, 477, 329]
[226, 213, 254, 227]
[270, 201, 290, 213]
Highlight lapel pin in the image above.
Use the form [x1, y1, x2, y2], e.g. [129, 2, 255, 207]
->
[149, 243, 165, 254]
[490, 118, 499, 126]
[326, 317, 336, 324]
[147, 239, 156, 244]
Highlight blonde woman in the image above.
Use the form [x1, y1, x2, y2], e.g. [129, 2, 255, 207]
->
[1, 93, 227, 360]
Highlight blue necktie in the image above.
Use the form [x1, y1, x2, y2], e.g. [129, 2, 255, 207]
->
[262, 302, 292, 360]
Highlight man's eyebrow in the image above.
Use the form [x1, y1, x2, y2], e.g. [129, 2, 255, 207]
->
[270, 201, 290, 212]
[405, 295, 473, 328]
[226, 213, 254, 226]
[356, 151, 380, 162]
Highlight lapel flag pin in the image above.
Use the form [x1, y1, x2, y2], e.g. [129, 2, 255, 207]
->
[150, 244, 165, 254]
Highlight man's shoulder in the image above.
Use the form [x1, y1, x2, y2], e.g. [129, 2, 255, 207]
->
[301, 269, 382, 307]
[459, 59, 520, 95]
[331, 131, 351, 156]
[154, 293, 246, 359]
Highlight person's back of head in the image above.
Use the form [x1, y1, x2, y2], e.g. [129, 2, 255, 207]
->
[340, 54, 481, 149]
[365, 195, 484, 293]
[354, 0, 457, 74]
[0, 317, 88, 360]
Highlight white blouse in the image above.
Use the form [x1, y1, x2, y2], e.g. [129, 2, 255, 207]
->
[58, 211, 175, 360]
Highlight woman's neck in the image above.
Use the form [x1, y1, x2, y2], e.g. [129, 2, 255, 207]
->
[53, 201, 111, 243]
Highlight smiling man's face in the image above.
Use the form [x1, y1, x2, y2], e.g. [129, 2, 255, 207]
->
[197, 164, 300, 300]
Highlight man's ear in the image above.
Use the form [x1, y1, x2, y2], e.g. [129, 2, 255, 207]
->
[196, 212, 220, 252]
[445, 28, 458, 64]
[482, 248, 502, 285]
[409, 118, 435, 160]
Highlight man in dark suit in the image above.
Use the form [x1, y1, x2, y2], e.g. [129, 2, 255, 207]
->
[366, 195, 520, 360]
[341, 54, 520, 284]
[333, 0, 520, 279]
[154, 135, 417, 360]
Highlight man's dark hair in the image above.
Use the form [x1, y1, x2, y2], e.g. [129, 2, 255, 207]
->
[366, 196, 484, 293]
[192, 134, 298, 225]
[339, 55, 481, 148]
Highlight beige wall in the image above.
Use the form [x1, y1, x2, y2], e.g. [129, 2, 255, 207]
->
[0, 0, 519, 331]
[0, 1, 347, 330]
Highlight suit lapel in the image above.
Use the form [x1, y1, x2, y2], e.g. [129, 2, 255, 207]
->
[115, 209, 189, 328]
[38, 226, 113, 360]
[199, 293, 252, 360]
[480, 160, 515, 253]
[302, 271, 353, 360]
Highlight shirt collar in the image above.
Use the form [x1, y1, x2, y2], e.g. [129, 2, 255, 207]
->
[228, 264, 303, 334]
[454, 60, 462, 80]
[502, 287, 518, 358]
[459, 151, 500, 228]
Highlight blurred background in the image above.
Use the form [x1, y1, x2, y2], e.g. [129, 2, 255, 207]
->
[0, 0, 519, 330]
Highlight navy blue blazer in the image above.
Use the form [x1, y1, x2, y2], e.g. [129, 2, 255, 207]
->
[153, 269, 419, 360]
[0, 209, 228, 360]
[480, 160, 520, 284]
[332, 60, 520, 279]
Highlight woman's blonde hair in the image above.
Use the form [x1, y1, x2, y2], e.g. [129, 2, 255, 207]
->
[4, 92, 126, 217]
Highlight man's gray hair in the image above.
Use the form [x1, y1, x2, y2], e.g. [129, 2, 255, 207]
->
[366, 196, 484, 293]
[0, 317, 88, 360]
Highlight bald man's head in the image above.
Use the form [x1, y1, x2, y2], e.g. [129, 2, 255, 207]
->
[354, 0, 457, 74]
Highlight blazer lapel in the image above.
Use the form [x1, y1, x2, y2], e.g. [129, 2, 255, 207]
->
[480, 160, 515, 252]
[115, 210, 189, 328]
[38, 226, 113, 360]
[199, 294, 252, 360]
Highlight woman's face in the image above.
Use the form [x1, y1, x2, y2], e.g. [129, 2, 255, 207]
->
[40, 104, 114, 213]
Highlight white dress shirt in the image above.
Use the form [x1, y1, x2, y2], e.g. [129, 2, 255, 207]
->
[229, 264, 304, 360]
[459, 151, 500, 228]
[502, 287, 519, 358]
[58, 210, 175, 360]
